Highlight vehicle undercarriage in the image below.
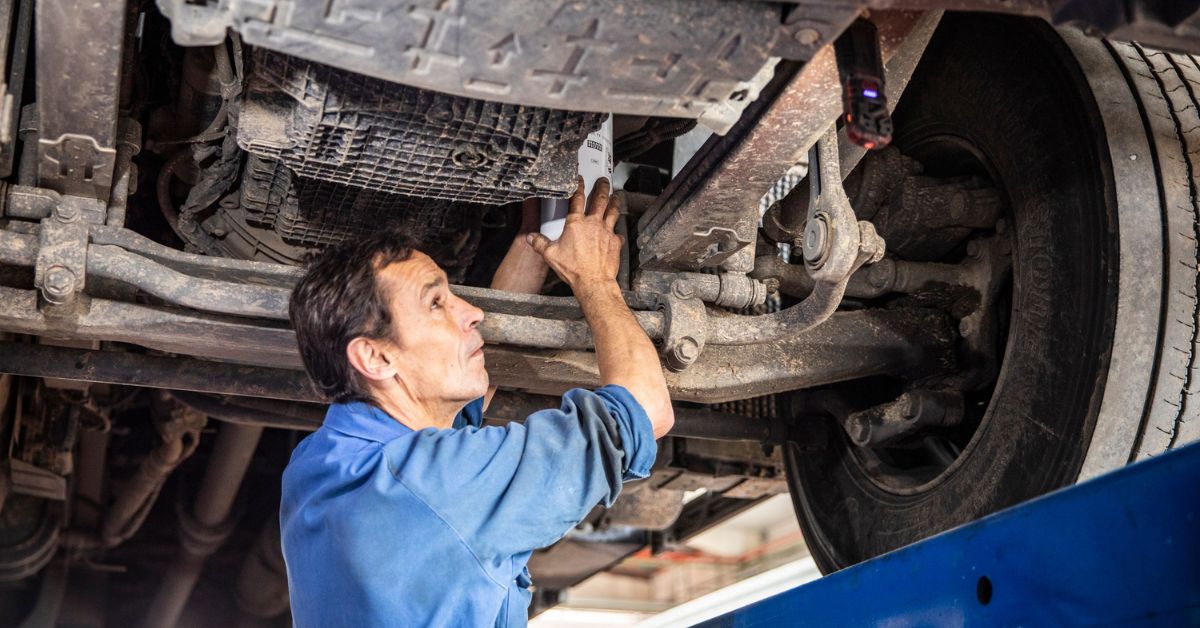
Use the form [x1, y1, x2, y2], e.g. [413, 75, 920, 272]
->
[1, 0, 1199, 624]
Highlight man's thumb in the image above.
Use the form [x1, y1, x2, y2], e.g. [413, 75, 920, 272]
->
[526, 232, 553, 256]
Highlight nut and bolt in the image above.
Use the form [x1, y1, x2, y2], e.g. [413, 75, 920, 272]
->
[42, 265, 76, 304]
[673, 337, 701, 364]
[958, 318, 974, 337]
[802, 214, 830, 267]
[966, 240, 980, 258]
[670, 280, 696, 300]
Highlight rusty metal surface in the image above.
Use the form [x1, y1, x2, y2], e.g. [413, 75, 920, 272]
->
[0, 288, 941, 402]
[637, 11, 941, 273]
[0, 342, 843, 445]
[88, 245, 292, 320]
[6, 225, 665, 348]
[485, 308, 954, 404]
[89, 224, 302, 287]
[480, 311, 665, 351]
[34, 0, 125, 200]
[0, 286, 304, 368]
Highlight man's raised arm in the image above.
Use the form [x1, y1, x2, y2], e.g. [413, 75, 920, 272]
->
[527, 178, 675, 438]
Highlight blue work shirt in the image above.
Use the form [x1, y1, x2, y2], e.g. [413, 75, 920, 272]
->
[279, 385, 656, 627]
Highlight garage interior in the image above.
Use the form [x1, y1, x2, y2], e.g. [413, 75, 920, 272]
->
[0, 0, 1198, 625]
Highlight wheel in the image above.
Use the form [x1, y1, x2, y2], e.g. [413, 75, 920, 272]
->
[785, 13, 1200, 572]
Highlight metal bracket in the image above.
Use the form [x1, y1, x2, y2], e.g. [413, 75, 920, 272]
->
[34, 195, 103, 308]
[637, 12, 940, 274]
[37, 134, 116, 199]
[34, 0, 125, 201]
[658, 283, 709, 371]
[698, 127, 887, 346]
[802, 126, 886, 282]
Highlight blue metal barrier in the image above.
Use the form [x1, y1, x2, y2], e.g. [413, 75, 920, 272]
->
[701, 442, 1200, 627]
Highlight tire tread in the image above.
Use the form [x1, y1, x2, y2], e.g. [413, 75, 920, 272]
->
[1113, 42, 1200, 457]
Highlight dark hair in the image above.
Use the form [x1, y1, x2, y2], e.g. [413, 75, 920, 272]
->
[289, 228, 423, 404]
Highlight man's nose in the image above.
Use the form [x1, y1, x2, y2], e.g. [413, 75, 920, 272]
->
[457, 297, 484, 331]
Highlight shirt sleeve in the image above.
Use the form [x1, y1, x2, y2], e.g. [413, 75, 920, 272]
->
[380, 385, 656, 562]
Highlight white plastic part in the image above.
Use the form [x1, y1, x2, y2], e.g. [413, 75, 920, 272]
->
[540, 115, 613, 240]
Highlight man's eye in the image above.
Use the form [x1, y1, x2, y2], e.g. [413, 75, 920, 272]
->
[431, 297, 443, 310]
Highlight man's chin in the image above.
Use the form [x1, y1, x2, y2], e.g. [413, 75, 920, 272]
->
[473, 368, 490, 398]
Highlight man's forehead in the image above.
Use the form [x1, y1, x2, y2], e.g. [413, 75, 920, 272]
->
[377, 252, 445, 293]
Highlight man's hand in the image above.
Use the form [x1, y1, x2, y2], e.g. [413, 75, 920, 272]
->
[526, 177, 623, 290]
[525, 177, 675, 439]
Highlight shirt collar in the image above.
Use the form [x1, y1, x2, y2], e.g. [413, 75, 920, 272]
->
[322, 401, 414, 443]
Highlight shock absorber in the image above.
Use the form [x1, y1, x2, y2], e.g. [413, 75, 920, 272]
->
[835, 18, 892, 150]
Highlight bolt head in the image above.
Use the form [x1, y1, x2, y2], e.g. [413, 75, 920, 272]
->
[671, 281, 696, 300]
[966, 240, 980, 258]
[43, 265, 75, 302]
[674, 337, 700, 363]
[794, 27, 821, 46]
[958, 318, 974, 337]
[802, 215, 830, 266]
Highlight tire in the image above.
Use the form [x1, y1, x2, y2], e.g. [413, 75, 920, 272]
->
[785, 14, 1200, 572]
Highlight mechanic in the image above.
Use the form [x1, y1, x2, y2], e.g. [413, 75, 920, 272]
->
[279, 178, 674, 627]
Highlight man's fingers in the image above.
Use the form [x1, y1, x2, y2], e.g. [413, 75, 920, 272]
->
[587, 178, 611, 217]
[603, 192, 623, 230]
[525, 232, 554, 256]
[567, 177, 586, 216]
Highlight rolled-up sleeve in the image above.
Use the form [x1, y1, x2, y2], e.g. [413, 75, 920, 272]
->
[381, 385, 656, 562]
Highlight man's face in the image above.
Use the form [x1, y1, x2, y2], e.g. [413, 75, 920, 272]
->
[376, 252, 488, 405]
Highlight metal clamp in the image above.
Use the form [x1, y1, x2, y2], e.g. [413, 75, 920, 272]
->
[658, 281, 709, 371]
[33, 193, 104, 308]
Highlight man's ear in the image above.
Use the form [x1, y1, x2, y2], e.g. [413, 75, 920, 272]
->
[346, 337, 399, 383]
